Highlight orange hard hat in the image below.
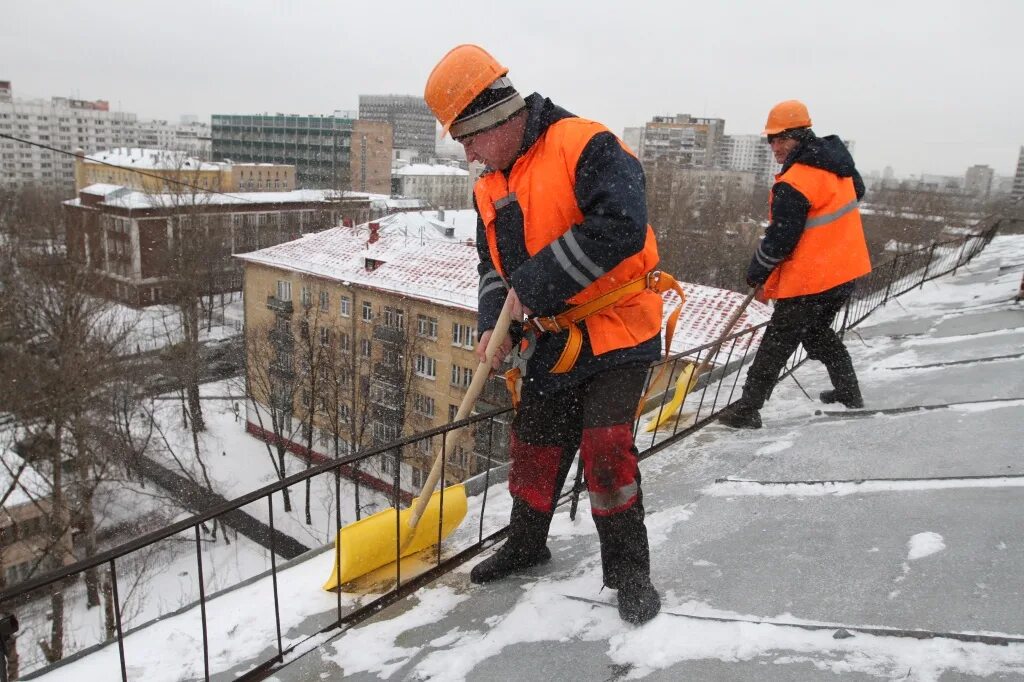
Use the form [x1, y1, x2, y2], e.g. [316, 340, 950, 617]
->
[424, 44, 509, 137]
[763, 100, 812, 136]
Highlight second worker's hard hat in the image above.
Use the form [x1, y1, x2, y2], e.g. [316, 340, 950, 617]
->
[424, 44, 525, 139]
[763, 100, 813, 136]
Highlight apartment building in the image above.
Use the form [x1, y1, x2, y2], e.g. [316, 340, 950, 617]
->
[716, 134, 780, 185]
[136, 119, 211, 157]
[1012, 148, 1023, 199]
[238, 221, 508, 496]
[75, 147, 296, 193]
[359, 95, 436, 159]
[638, 114, 725, 169]
[0, 81, 139, 186]
[393, 163, 471, 209]
[211, 113, 392, 193]
[63, 185, 371, 306]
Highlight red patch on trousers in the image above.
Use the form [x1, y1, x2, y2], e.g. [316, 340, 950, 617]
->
[507, 433, 564, 513]
[580, 424, 639, 516]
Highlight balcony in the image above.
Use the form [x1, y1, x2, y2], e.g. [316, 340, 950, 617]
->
[266, 295, 293, 314]
[372, 325, 406, 345]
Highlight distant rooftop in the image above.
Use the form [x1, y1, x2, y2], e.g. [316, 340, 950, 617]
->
[83, 147, 222, 172]
[394, 164, 468, 176]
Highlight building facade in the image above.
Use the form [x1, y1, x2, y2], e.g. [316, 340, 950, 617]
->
[239, 224, 509, 497]
[0, 81, 139, 187]
[716, 134, 780, 185]
[74, 147, 297, 193]
[1013, 147, 1024, 199]
[136, 119, 211, 157]
[63, 186, 371, 306]
[964, 164, 994, 198]
[638, 114, 725, 169]
[358, 95, 436, 159]
[393, 163, 470, 209]
[210, 114, 392, 193]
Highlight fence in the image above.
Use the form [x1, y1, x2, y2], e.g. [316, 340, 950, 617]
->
[0, 217, 1004, 682]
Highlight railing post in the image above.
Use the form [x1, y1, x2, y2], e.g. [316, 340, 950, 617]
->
[0, 613, 17, 682]
[882, 257, 899, 303]
[953, 237, 969, 275]
[919, 241, 937, 289]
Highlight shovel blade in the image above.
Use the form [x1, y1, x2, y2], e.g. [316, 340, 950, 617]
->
[322, 484, 467, 591]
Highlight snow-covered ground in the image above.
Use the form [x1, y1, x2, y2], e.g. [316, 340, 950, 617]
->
[101, 293, 243, 356]
[23, 233, 1024, 681]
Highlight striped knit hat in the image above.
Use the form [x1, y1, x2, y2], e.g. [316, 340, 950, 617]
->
[449, 76, 526, 140]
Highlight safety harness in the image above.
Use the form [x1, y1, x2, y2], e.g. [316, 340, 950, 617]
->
[504, 270, 687, 411]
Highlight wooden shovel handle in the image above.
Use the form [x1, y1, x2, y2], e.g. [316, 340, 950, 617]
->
[406, 291, 517, 529]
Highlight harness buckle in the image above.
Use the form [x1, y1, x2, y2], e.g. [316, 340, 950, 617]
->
[646, 270, 662, 290]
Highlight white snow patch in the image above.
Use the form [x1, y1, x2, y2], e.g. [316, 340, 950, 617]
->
[756, 440, 794, 456]
[692, 560, 717, 567]
[324, 586, 470, 678]
[950, 399, 1024, 413]
[708, 477, 1024, 497]
[907, 532, 946, 561]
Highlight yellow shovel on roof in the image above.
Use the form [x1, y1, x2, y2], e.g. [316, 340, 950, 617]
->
[323, 293, 516, 591]
[643, 288, 757, 432]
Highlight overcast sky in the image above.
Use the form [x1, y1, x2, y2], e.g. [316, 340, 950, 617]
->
[3, 0, 1022, 177]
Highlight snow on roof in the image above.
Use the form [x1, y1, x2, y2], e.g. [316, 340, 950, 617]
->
[1, 429, 50, 508]
[238, 219, 772, 348]
[394, 164, 469, 176]
[85, 147, 222, 172]
[79, 183, 126, 196]
[362, 209, 478, 242]
[237, 226, 481, 310]
[68, 188, 373, 211]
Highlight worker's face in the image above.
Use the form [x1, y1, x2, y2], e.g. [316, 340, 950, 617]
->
[769, 136, 800, 164]
[457, 113, 526, 171]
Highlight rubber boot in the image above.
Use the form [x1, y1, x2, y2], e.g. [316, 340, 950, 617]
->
[821, 351, 864, 408]
[470, 498, 552, 584]
[617, 577, 661, 625]
[717, 398, 763, 429]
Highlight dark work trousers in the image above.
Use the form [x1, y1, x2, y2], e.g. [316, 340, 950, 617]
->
[742, 281, 859, 409]
[507, 364, 652, 589]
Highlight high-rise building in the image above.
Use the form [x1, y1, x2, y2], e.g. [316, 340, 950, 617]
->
[0, 81, 140, 186]
[716, 134, 779, 185]
[211, 114, 392, 193]
[638, 114, 725, 169]
[964, 164, 994, 198]
[359, 95, 436, 158]
[137, 119, 211, 157]
[1013, 147, 1024, 199]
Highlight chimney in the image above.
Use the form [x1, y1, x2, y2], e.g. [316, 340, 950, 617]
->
[368, 221, 380, 244]
[437, 207, 445, 222]
[342, 217, 353, 228]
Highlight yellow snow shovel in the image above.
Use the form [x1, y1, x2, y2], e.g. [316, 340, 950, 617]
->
[323, 293, 516, 591]
[643, 288, 757, 432]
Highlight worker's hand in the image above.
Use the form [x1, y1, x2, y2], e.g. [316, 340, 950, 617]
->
[476, 329, 514, 371]
[753, 286, 768, 304]
[508, 287, 532, 319]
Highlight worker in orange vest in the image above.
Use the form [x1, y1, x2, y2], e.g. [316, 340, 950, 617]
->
[425, 45, 662, 624]
[719, 100, 872, 429]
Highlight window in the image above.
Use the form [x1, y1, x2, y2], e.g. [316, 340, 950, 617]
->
[339, 403, 351, 422]
[319, 327, 330, 346]
[415, 436, 434, 455]
[276, 280, 292, 301]
[361, 338, 372, 358]
[413, 393, 435, 417]
[415, 354, 437, 379]
[373, 421, 400, 443]
[452, 322, 476, 349]
[300, 320, 310, 340]
[339, 295, 351, 317]
[301, 286, 312, 307]
[383, 348, 403, 365]
[302, 389, 310, 408]
[449, 404, 459, 421]
[383, 306, 405, 329]
[411, 468, 424, 488]
[319, 290, 329, 311]
[450, 364, 473, 388]
[338, 331, 350, 351]
[452, 444, 469, 468]
[417, 314, 438, 339]
[361, 301, 373, 322]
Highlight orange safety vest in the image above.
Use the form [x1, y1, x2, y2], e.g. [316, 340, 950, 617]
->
[474, 117, 663, 358]
[762, 163, 872, 300]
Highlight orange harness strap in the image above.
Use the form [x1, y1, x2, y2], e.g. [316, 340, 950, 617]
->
[526, 270, 687, 374]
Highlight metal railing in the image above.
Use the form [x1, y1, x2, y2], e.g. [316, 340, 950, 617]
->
[0, 217, 1004, 681]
